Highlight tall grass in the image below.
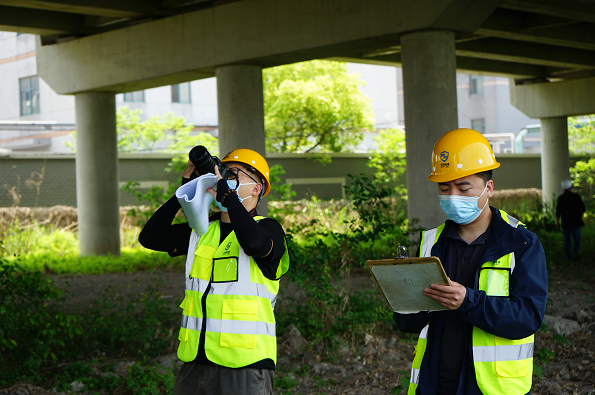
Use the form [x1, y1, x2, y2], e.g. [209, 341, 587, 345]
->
[0, 221, 183, 273]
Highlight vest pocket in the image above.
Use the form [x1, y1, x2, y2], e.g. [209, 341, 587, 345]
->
[494, 337, 530, 378]
[179, 296, 194, 316]
[213, 257, 239, 282]
[191, 245, 216, 280]
[220, 300, 258, 349]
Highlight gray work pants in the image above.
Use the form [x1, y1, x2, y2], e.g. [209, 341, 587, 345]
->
[173, 362, 274, 395]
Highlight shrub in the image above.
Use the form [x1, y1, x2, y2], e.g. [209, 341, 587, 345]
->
[0, 259, 82, 382]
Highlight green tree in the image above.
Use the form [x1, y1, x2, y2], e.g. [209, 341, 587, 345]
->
[570, 157, 595, 212]
[66, 107, 218, 159]
[568, 114, 595, 154]
[263, 60, 375, 153]
[368, 128, 407, 195]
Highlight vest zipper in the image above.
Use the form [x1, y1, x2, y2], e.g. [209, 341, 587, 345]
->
[197, 278, 212, 359]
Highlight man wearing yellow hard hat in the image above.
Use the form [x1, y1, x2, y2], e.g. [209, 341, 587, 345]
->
[139, 147, 289, 395]
[394, 129, 548, 395]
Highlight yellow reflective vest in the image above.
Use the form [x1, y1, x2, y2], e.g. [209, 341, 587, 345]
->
[177, 216, 290, 368]
[409, 209, 533, 395]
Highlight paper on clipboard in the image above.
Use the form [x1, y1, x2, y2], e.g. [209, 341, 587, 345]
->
[366, 257, 450, 314]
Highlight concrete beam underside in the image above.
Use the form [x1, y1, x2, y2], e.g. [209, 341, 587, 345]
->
[75, 92, 121, 256]
[509, 76, 595, 118]
[36, 0, 499, 95]
[402, 31, 457, 232]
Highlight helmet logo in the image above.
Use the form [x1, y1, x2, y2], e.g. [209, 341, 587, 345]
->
[440, 151, 449, 162]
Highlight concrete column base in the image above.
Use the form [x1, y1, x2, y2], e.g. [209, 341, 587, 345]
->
[540, 116, 569, 206]
[401, 30, 458, 231]
[75, 92, 121, 256]
[216, 65, 268, 216]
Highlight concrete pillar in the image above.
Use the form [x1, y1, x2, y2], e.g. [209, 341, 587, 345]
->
[540, 116, 569, 206]
[401, 31, 458, 230]
[74, 92, 121, 256]
[216, 65, 268, 215]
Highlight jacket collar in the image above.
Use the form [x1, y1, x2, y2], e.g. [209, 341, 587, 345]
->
[436, 207, 528, 263]
[479, 207, 528, 262]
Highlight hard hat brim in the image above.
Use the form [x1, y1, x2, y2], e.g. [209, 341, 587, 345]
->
[428, 162, 500, 183]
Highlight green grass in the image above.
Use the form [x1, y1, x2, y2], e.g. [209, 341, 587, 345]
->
[1, 224, 184, 274]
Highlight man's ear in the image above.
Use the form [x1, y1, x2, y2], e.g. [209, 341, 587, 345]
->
[486, 179, 494, 198]
[252, 183, 263, 196]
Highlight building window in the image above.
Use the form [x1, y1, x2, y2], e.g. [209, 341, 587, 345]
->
[471, 118, 486, 134]
[20, 76, 40, 115]
[172, 82, 191, 103]
[470, 75, 484, 94]
[124, 91, 145, 102]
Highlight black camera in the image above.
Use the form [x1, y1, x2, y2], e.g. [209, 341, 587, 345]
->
[188, 145, 229, 180]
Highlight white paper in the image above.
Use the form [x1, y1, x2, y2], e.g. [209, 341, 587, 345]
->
[175, 174, 218, 235]
[370, 262, 449, 313]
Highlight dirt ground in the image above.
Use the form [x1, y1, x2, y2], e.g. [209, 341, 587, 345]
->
[4, 264, 594, 395]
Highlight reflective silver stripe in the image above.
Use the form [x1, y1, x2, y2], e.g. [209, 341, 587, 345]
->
[237, 248, 251, 283]
[185, 278, 277, 308]
[506, 214, 520, 228]
[206, 318, 276, 337]
[510, 252, 516, 275]
[181, 315, 275, 337]
[210, 282, 277, 304]
[473, 343, 534, 362]
[185, 230, 201, 278]
[421, 228, 437, 258]
[181, 315, 204, 331]
[410, 368, 420, 385]
[186, 277, 209, 294]
[419, 324, 429, 339]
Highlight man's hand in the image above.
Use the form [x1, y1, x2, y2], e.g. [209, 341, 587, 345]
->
[424, 278, 467, 310]
[183, 161, 198, 179]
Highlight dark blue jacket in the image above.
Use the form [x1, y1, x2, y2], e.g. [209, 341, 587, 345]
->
[393, 207, 548, 395]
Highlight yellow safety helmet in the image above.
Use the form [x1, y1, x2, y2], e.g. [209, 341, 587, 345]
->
[428, 128, 500, 183]
[222, 148, 271, 197]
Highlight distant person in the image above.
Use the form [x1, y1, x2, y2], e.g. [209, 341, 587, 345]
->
[394, 128, 548, 395]
[556, 179, 586, 261]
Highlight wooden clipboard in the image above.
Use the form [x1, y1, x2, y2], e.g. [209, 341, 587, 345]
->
[366, 257, 450, 313]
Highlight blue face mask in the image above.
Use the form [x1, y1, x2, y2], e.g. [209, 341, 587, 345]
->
[226, 179, 257, 203]
[439, 183, 488, 225]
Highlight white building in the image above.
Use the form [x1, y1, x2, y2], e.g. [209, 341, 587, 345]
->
[0, 32, 537, 154]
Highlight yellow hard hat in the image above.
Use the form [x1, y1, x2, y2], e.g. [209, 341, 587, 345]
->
[428, 128, 500, 183]
[222, 148, 271, 197]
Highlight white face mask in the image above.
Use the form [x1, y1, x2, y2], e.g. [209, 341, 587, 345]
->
[226, 179, 257, 203]
[438, 183, 488, 225]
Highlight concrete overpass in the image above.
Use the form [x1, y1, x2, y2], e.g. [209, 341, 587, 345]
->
[2, 0, 595, 255]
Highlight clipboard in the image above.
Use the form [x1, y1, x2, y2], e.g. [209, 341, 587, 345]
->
[366, 257, 450, 314]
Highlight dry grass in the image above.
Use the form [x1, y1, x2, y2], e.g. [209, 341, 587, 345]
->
[0, 205, 149, 232]
[0, 188, 545, 233]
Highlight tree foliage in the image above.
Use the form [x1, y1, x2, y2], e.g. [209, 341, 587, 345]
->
[568, 114, 595, 155]
[263, 60, 375, 153]
[66, 107, 218, 162]
[367, 128, 407, 195]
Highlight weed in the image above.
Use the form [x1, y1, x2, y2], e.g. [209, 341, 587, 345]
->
[276, 374, 298, 389]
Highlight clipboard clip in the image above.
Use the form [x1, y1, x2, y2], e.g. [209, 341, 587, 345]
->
[395, 245, 408, 259]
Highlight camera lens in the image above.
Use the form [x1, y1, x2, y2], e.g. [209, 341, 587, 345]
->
[189, 146, 216, 175]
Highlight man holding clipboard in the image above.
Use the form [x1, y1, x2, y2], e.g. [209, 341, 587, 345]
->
[394, 129, 548, 395]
